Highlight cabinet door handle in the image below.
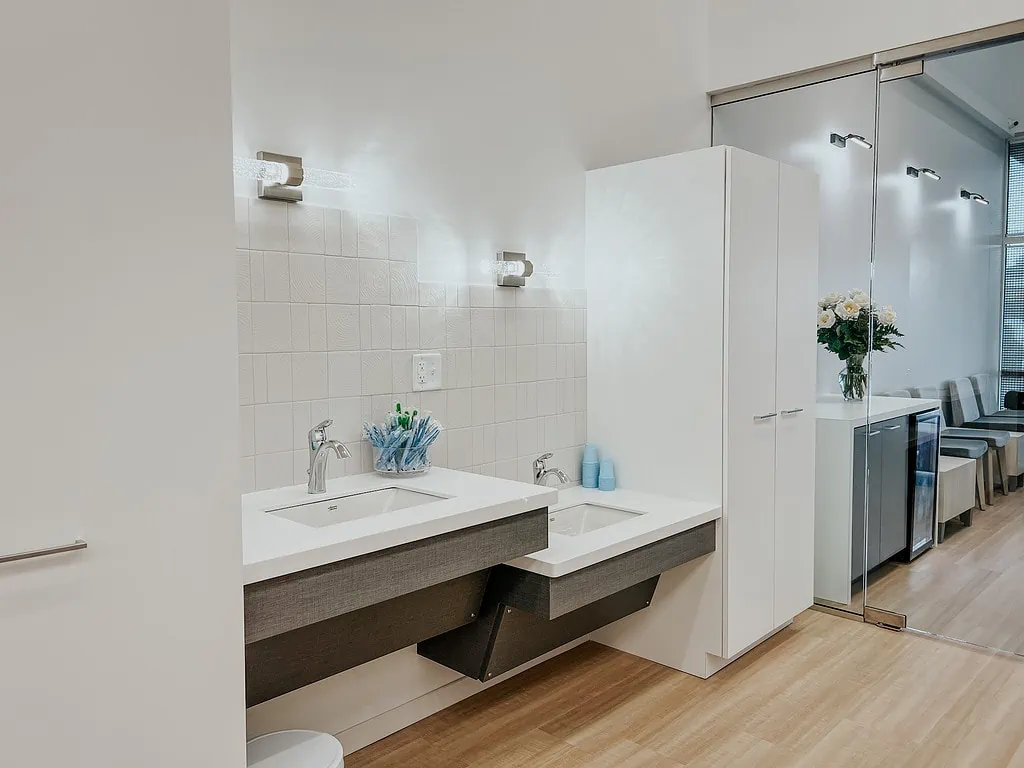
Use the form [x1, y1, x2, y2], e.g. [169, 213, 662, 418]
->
[781, 408, 804, 415]
[883, 425, 902, 431]
[754, 412, 778, 421]
[869, 430, 882, 437]
[0, 539, 87, 566]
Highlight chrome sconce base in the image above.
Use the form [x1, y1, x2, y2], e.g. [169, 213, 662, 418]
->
[257, 151, 304, 202]
[496, 251, 534, 288]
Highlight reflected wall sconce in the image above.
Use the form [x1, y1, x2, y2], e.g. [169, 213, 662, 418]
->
[906, 166, 941, 181]
[960, 189, 990, 205]
[830, 132, 873, 150]
[233, 152, 356, 202]
[495, 251, 534, 288]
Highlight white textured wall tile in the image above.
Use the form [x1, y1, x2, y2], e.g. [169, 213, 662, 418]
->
[249, 252, 265, 300]
[447, 427, 474, 470]
[494, 459, 518, 481]
[559, 378, 575, 414]
[388, 216, 418, 263]
[309, 305, 327, 351]
[505, 347, 518, 383]
[537, 380, 557, 416]
[454, 348, 473, 389]
[557, 309, 574, 344]
[494, 384, 516, 421]
[494, 351, 507, 384]
[558, 413, 575, 450]
[417, 391, 446, 422]
[419, 308, 445, 349]
[457, 285, 471, 308]
[252, 303, 292, 353]
[517, 345, 537, 382]
[325, 209, 342, 256]
[474, 425, 496, 464]
[235, 197, 250, 249]
[494, 288, 516, 308]
[341, 210, 358, 259]
[311, 399, 330, 430]
[517, 382, 538, 419]
[254, 403, 293, 454]
[326, 305, 360, 351]
[504, 309, 518, 346]
[470, 308, 494, 347]
[239, 406, 255, 456]
[575, 412, 587, 445]
[329, 397, 364, 443]
[517, 418, 539, 457]
[328, 351, 362, 397]
[574, 343, 587, 376]
[239, 355, 254, 407]
[430, 433, 448, 468]
[253, 355, 268, 404]
[495, 422, 517, 461]
[359, 306, 372, 349]
[444, 284, 459, 308]
[390, 308, 406, 349]
[537, 345, 556, 381]
[516, 309, 538, 345]
[292, 352, 328, 401]
[290, 304, 310, 351]
[542, 309, 558, 344]
[445, 308, 471, 348]
[249, 199, 289, 251]
[357, 212, 388, 259]
[493, 310, 506, 347]
[288, 204, 325, 254]
[266, 353, 293, 403]
[370, 305, 392, 350]
[240, 457, 256, 494]
[472, 348, 494, 387]
[290, 253, 326, 303]
[575, 377, 587, 412]
[262, 251, 291, 301]
[255, 452, 294, 491]
[291, 402, 311, 450]
[238, 302, 253, 354]
[470, 286, 494, 307]
[359, 259, 390, 304]
[542, 415, 559, 451]
[326, 257, 359, 304]
[518, 457, 536, 484]
[236, 250, 251, 302]
[405, 307, 419, 348]
[389, 262, 418, 305]
[574, 309, 586, 342]
[418, 282, 445, 307]
[392, 351, 413, 392]
[472, 386, 495, 426]
[360, 351, 393, 395]
[447, 389, 472, 428]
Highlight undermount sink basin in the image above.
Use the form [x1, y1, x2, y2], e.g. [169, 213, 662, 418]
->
[271, 487, 445, 528]
[548, 503, 642, 537]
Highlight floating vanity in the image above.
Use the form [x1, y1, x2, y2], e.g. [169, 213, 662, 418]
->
[419, 487, 721, 681]
[241, 469, 555, 706]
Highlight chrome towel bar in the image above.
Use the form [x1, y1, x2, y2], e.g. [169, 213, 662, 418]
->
[0, 539, 88, 566]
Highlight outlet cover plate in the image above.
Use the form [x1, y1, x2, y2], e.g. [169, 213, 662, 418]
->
[412, 352, 443, 392]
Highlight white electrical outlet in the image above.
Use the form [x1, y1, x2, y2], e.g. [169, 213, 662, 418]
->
[412, 352, 443, 391]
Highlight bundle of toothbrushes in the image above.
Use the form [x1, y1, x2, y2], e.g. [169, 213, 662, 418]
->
[363, 402, 443, 474]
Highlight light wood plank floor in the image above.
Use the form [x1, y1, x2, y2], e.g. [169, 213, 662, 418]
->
[347, 610, 1024, 767]
[868, 489, 1024, 654]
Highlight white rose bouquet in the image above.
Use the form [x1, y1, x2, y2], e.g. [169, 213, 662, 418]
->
[816, 290, 903, 400]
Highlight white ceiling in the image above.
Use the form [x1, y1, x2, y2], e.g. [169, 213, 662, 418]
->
[924, 39, 1024, 138]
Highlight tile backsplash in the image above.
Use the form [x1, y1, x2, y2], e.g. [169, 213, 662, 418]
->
[236, 198, 587, 493]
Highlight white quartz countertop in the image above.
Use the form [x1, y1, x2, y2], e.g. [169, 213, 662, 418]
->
[506, 486, 721, 578]
[815, 395, 941, 427]
[242, 468, 557, 585]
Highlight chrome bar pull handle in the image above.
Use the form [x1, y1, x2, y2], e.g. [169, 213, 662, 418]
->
[781, 408, 804, 415]
[0, 539, 87, 566]
[883, 424, 902, 431]
[754, 412, 778, 421]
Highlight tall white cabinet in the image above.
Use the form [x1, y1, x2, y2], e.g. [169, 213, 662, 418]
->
[587, 146, 818, 675]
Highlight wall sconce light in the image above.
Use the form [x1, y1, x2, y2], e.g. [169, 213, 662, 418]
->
[495, 251, 534, 288]
[830, 133, 873, 150]
[233, 152, 356, 202]
[960, 189, 990, 205]
[906, 166, 941, 181]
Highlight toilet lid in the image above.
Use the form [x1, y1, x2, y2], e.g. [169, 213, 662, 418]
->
[247, 730, 344, 768]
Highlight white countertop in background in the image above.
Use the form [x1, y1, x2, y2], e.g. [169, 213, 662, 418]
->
[242, 469, 556, 585]
[507, 486, 721, 578]
[815, 395, 941, 428]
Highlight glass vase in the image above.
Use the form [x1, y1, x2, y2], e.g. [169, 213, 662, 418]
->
[839, 354, 867, 401]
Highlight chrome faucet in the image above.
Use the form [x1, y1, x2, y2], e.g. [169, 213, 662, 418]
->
[307, 419, 351, 494]
[534, 453, 570, 487]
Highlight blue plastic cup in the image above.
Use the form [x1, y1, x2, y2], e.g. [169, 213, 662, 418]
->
[598, 459, 615, 491]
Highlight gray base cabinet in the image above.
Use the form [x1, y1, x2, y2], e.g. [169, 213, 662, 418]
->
[851, 415, 909, 580]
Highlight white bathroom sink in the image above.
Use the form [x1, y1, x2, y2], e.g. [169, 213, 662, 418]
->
[271, 487, 445, 528]
[548, 503, 641, 537]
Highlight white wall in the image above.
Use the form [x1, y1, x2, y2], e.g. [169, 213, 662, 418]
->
[0, 1, 245, 767]
[231, 0, 711, 285]
[231, 0, 712, 750]
[708, 0, 1024, 91]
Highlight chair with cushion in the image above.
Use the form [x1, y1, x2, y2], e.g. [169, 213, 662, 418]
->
[945, 379, 1016, 496]
[969, 373, 1024, 427]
